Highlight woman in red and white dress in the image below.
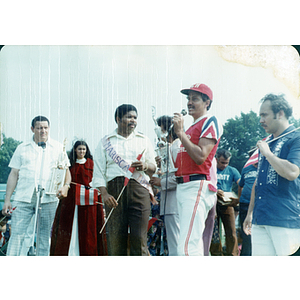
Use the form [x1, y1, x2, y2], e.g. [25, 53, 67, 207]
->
[50, 140, 107, 256]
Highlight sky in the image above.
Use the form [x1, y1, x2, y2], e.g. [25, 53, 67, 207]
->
[1, 45, 299, 154]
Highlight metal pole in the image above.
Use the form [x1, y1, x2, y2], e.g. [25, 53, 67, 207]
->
[28, 142, 46, 256]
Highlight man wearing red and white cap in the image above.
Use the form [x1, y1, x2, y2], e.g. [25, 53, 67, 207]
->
[172, 83, 223, 256]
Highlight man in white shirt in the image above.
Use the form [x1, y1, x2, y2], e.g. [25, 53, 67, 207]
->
[92, 104, 156, 255]
[2, 116, 71, 256]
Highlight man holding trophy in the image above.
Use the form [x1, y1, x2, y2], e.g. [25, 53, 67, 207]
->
[2, 116, 71, 256]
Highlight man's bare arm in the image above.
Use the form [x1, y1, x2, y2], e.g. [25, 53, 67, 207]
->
[2, 168, 19, 215]
[173, 112, 215, 165]
[243, 179, 256, 235]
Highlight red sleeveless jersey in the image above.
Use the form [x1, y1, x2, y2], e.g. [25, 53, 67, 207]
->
[175, 115, 223, 178]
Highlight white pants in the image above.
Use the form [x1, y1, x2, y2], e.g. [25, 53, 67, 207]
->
[7, 196, 57, 256]
[68, 205, 80, 256]
[252, 224, 300, 256]
[164, 214, 180, 256]
[176, 180, 216, 256]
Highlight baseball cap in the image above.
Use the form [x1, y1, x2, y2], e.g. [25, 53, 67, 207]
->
[180, 83, 213, 101]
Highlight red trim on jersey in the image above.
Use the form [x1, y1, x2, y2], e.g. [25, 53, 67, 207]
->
[175, 116, 221, 178]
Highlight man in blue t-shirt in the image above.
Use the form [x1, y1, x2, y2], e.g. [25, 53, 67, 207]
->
[238, 161, 258, 256]
[210, 149, 240, 256]
[244, 94, 300, 256]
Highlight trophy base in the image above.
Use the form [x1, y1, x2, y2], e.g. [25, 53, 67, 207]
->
[46, 168, 66, 196]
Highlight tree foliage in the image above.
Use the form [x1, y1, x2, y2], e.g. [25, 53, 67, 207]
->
[290, 116, 300, 129]
[0, 134, 22, 183]
[219, 111, 300, 173]
[0, 112, 299, 183]
[219, 111, 267, 172]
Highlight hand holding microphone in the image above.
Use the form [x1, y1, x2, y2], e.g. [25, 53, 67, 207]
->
[169, 109, 187, 133]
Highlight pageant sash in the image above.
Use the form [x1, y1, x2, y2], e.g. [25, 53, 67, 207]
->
[102, 136, 131, 172]
[102, 136, 155, 198]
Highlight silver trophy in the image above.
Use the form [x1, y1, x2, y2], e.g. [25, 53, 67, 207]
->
[46, 138, 69, 195]
[151, 106, 177, 175]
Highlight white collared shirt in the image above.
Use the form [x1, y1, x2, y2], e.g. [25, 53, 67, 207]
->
[9, 136, 70, 203]
[92, 129, 156, 188]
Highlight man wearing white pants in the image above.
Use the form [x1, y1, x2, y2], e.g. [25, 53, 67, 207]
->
[2, 116, 71, 256]
[172, 83, 223, 256]
[243, 94, 300, 255]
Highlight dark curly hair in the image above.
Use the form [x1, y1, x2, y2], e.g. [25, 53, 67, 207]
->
[260, 93, 293, 119]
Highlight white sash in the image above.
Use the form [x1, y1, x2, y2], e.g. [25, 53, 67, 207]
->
[102, 136, 155, 199]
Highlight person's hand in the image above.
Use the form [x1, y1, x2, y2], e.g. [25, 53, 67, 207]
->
[256, 140, 271, 157]
[1, 201, 12, 216]
[155, 156, 162, 168]
[150, 177, 161, 187]
[228, 197, 239, 207]
[102, 193, 118, 208]
[130, 160, 147, 172]
[56, 185, 69, 200]
[172, 112, 184, 135]
[243, 214, 252, 235]
[217, 189, 224, 198]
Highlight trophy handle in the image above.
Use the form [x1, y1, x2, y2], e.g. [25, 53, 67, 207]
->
[156, 143, 177, 175]
[45, 138, 68, 195]
[151, 106, 157, 125]
[63, 137, 67, 152]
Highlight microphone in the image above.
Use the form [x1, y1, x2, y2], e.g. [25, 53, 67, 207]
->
[180, 109, 187, 116]
[168, 109, 187, 132]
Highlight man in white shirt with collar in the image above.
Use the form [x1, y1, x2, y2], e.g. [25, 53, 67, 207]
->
[2, 116, 71, 256]
[92, 104, 156, 256]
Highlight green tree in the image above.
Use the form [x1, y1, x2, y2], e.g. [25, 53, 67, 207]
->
[218, 111, 266, 172]
[219, 111, 300, 173]
[290, 116, 300, 129]
[0, 134, 22, 183]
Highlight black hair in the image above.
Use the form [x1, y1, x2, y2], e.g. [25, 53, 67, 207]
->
[69, 140, 93, 166]
[31, 116, 50, 128]
[200, 92, 212, 111]
[114, 104, 138, 123]
[260, 93, 293, 119]
[157, 115, 178, 141]
[216, 148, 232, 160]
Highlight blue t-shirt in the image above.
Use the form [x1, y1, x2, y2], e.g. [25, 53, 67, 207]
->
[253, 126, 300, 228]
[217, 166, 241, 192]
[239, 164, 257, 204]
